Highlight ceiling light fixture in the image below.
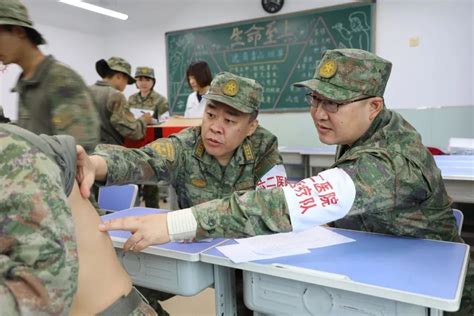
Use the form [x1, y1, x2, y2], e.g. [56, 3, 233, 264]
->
[58, 0, 128, 21]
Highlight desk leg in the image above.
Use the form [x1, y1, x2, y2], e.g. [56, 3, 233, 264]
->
[429, 308, 443, 316]
[214, 265, 236, 316]
[303, 154, 310, 178]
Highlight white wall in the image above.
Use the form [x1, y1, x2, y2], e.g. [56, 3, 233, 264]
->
[377, 0, 473, 108]
[0, 23, 105, 120]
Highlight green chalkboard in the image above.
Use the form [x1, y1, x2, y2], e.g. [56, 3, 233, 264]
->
[166, 3, 373, 113]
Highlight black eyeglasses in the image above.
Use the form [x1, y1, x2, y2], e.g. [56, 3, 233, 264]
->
[305, 93, 374, 113]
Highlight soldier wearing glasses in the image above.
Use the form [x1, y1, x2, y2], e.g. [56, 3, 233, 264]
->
[100, 49, 472, 315]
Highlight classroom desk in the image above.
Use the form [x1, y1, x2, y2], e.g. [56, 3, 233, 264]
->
[278, 146, 311, 182]
[123, 125, 162, 148]
[434, 155, 474, 204]
[201, 229, 470, 316]
[279, 147, 474, 203]
[302, 146, 337, 176]
[102, 208, 226, 296]
[279, 146, 337, 179]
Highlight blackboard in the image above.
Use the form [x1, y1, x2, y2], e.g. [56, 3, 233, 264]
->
[166, 3, 373, 113]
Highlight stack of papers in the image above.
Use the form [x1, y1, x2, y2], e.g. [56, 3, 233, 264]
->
[217, 226, 355, 263]
[129, 107, 154, 119]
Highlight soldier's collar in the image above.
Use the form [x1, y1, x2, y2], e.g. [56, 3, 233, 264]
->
[17, 55, 55, 87]
[95, 80, 112, 87]
[350, 107, 390, 149]
[193, 136, 255, 165]
[194, 138, 206, 159]
[237, 137, 255, 164]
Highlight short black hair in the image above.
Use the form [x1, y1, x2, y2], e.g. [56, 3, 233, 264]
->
[0, 25, 44, 46]
[102, 68, 121, 79]
[186, 61, 212, 89]
[248, 110, 258, 122]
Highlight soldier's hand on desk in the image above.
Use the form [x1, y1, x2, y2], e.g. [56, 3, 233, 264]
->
[98, 214, 170, 252]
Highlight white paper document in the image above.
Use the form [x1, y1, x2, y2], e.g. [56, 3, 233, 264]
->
[129, 107, 154, 119]
[216, 226, 355, 263]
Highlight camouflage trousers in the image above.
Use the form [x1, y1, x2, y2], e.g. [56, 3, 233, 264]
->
[446, 253, 474, 316]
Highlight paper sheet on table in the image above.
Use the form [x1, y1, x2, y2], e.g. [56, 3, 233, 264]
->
[217, 226, 355, 263]
[217, 243, 310, 263]
[129, 107, 154, 119]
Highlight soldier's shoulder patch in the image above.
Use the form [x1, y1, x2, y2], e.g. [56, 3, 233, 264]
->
[255, 156, 278, 179]
[52, 112, 74, 129]
[191, 178, 207, 188]
[150, 140, 175, 161]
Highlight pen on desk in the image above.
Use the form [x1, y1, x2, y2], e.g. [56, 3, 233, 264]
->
[271, 263, 350, 280]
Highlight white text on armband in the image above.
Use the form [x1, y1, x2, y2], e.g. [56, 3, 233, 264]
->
[282, 168, 356, 232]
[256, 164, 288, 190]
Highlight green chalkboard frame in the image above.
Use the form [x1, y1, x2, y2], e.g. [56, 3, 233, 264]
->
[166, 2, 374, 114]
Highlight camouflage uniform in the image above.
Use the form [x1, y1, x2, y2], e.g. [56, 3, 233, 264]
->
[94, 73, 285, 315]
[13, 55, 100, 153]
[128, 67, 169, 208]
[90, 57, 147, 145]
[94, 72, 283, 208]
[0, 123, 79, 315]
[128, 90, 168, 117]
[0, 0, 99, 153]
[190, 50, 473, 315]
[0, 122, 157, 315]
[128, 67, 169, 118]
[95, 125, 282, 208]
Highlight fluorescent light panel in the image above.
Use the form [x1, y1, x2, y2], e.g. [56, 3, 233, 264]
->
[58, 0, 128, 20]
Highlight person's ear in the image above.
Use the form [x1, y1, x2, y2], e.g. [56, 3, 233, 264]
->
[368, 97, 384, 121]
[246, 118, 259, 136]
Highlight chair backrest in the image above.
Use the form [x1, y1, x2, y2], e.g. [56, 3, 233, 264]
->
[452, 209, 464, 235]
[98, 184, 139, 212]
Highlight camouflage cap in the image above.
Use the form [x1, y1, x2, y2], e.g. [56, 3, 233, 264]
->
[135, 67, 155, 79]
[96, 57, 135, 84]
[203, 72, 263, 113]
[0, 0, 45, 45]
[293, 49, 392, 102]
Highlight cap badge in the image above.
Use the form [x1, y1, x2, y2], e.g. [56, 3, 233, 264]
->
[319, 59, 337, 78]
[222, 79, 239, 96]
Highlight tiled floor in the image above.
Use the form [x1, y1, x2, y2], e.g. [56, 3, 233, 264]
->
[160, 288, 216, 316]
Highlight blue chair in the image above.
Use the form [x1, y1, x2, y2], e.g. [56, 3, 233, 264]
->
[452, 209, 464, 235]
[98, 184, 139, 212]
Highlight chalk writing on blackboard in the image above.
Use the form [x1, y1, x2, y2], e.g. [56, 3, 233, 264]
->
[166, 4, 373, 113]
